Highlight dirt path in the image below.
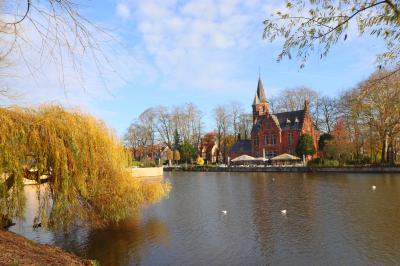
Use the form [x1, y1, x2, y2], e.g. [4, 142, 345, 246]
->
[0, 230, 94, 266]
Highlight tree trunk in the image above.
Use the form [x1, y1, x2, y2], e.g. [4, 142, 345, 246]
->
[381, 136, 388, 163]
[387, 138, 395, 165]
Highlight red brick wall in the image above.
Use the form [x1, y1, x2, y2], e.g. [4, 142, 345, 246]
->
[251, 115, 282, 157]
[301, 112, 319, 152]
[251, 112, 319, 158]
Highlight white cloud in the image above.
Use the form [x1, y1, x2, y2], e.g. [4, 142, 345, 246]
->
[116, 3, 131, 20]
[121, 0, 279, 93]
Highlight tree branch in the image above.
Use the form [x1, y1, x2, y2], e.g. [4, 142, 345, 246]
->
[314, 1, 389, 39]
[0, 0, 30, 25]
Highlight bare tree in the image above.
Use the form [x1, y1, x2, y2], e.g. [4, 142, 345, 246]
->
[154, 106, 174, 148]
[318, 96, 338, 133]
[0, 0, 113, 95]
[273, 87, 320, 129]
[213, 105, 231, 163]
[139, 108, 156, 147]
[229, 101, 243, 141]
[238, 112, 252, 140]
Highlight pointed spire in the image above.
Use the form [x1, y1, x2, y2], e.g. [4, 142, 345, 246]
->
[253, 77, 267, 105]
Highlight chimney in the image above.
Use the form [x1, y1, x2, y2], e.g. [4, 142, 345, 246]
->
[304, 100, 310, 112]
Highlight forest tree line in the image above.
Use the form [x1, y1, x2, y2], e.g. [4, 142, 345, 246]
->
[125, 70, 400, 165]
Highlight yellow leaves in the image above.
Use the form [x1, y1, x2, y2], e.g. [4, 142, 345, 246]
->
[0, 105, 170, 228]
[196, 157, 205, 166]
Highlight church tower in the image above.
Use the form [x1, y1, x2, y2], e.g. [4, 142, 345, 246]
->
[252, 77, 269, 124]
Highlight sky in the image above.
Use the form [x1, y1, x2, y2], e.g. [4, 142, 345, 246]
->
[2, 0, 386, 137]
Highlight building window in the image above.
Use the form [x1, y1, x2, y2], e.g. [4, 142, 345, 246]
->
[255, 135, 259, 146]
[263, 135, 268, 145]
[271, 135, 276, 145]
[288, 132, 293, 145]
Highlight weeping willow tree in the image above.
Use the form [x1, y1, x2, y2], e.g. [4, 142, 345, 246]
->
[0, 105, 170, 229]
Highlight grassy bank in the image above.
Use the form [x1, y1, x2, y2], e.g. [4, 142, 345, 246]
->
[0, 230, 97, 266]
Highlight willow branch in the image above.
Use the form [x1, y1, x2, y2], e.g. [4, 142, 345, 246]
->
[314, 1, 389, 39]
[0, 0, 30, 25]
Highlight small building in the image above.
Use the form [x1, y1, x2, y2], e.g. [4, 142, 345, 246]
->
[199, 132, 219, 164]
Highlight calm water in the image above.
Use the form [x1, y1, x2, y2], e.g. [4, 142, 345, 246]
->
[11, 172, 400, 265]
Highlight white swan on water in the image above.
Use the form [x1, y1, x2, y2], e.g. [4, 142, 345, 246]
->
[221, 210, 227, 215]
[281, 209, 287, 215]
[372, 185, 376, 190]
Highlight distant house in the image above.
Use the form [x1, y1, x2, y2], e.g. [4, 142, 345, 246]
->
[199, 132, 219, 164]
[160, 145, 172, 161]
[229, 77, 319, 160]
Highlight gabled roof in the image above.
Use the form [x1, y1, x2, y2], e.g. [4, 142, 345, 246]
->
[251, 109, 305, 135]
[253, 77, 267, 105]
[274, 110, 305, 130]
[229, 140, 251, 153]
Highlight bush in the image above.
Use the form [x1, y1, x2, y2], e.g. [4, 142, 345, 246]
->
[323, 159, 340, 167]
[132, 161, 141, 167]
[196, 157, 204, 166]
[309, 158, 339, 167]
[139, 158, 157, 167]
[312, 158, 322, 165]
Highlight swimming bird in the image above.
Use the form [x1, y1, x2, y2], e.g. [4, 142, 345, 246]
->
[272, 178, 275, 182]
[281, 209, 287, 215]
[221, 210, 227, 215]
[372, 185, 376, 190]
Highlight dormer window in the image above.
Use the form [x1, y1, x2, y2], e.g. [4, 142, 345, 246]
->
[295, 117, 299, 123]
[286, 118, 291, 124]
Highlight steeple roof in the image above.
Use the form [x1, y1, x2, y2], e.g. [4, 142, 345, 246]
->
[253, 77, 267, 105]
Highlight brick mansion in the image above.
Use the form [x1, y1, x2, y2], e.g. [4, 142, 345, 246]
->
[229, 78, 319, 160]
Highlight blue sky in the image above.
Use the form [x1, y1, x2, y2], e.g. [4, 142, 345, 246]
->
[5, 0, 386, 136]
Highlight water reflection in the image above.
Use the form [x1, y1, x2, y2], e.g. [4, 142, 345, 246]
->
[53, 218, 169, 266]
[11, 185, 169, 266]
[11, 172, 400, 265]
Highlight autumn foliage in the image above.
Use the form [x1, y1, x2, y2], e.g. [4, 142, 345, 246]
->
[0, 106, 169, 228]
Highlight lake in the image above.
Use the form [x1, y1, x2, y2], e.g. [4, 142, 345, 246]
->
[11, 172, 400, 265]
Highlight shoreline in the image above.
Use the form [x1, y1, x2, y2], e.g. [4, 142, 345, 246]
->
[0, 230, 95, 266]
[164, 166, 400, 173]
